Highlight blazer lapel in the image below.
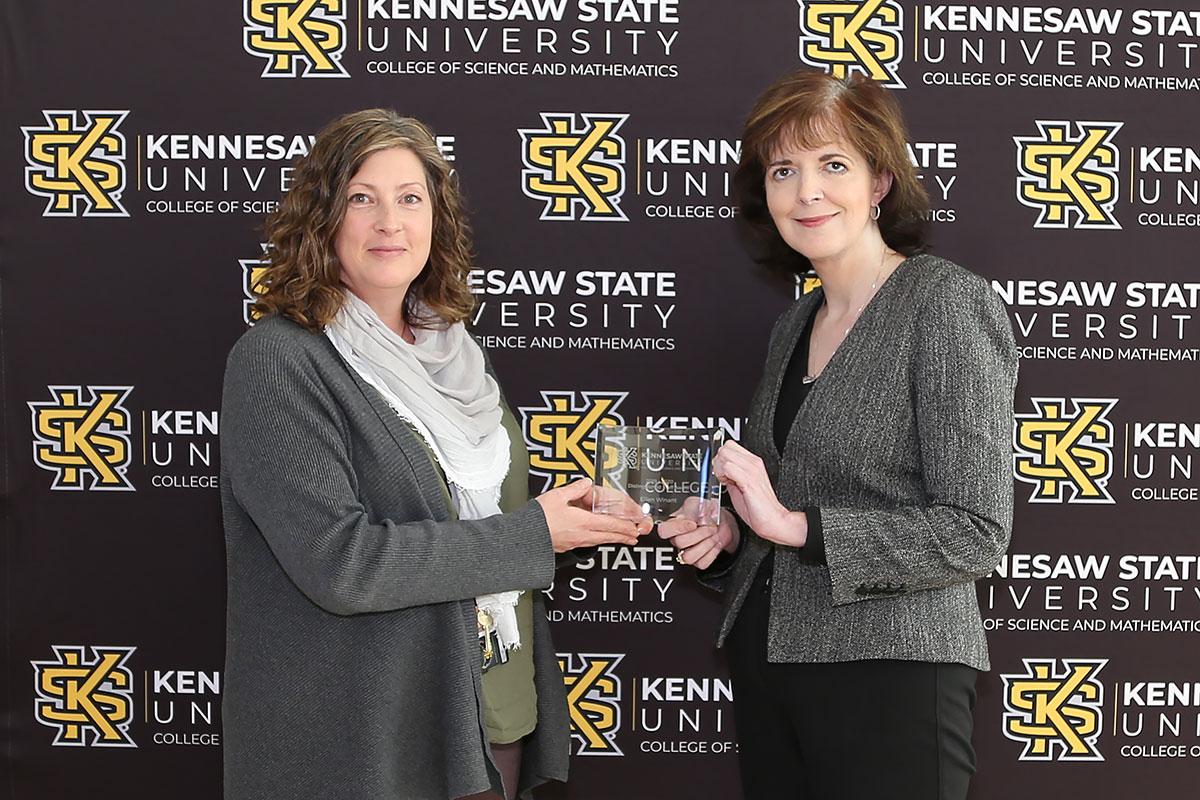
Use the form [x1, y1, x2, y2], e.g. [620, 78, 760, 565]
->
[776, 256, 924, 455]
[752, 290, 823, 461]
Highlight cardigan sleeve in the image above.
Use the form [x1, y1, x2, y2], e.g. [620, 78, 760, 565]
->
[821, 270, 1018, 606]
[220, 324, 556, 616]
[471, 331, 594, 573]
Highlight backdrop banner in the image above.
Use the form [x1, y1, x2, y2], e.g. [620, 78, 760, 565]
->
[3, 1, 1198, 797]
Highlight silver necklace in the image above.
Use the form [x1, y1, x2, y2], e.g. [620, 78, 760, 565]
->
[802, 246, 890, 384]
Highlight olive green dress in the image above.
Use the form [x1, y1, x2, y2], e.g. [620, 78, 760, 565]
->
[406, 404, 538, 744]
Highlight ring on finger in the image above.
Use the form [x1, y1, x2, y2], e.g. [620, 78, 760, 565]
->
[675, 551, 687, 565]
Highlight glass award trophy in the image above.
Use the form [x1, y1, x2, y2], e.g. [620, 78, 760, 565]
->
[591, 426, 723, 526]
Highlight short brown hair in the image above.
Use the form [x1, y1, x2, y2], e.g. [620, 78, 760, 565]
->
[733, 70, 929, 276]
[252, 109, 475, 331]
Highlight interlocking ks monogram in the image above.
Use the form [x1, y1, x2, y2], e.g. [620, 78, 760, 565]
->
[22, 110, 129, 217]
[244, 0, 349, 78]
[798, 0, 905, 88]
[29, 386, 135, 491]
[32, 646, 137, 747]
[520, 113, 628, 221]
[795, 272, 823, 299]
[1014, 121, 1122, 230]
[558, 653, 624, 756]
[240, 246, 271, 324]
[1002, 658, 1106, 762]
[1013, 398, 1116, 504]
[520, 391, 627, 491]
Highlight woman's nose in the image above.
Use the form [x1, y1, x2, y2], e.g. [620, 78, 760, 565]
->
[794, 171, 823, 204]
[375, 203, 404, 233]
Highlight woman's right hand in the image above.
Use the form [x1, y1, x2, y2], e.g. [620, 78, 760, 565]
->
[659, 504, 739, 569]
[536, 478, 650, 553]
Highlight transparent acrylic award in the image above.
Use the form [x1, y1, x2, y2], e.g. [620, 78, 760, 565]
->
[592, 426, 723, 526]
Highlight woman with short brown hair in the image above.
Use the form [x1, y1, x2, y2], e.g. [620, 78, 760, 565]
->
[662, 72, 1018, 799]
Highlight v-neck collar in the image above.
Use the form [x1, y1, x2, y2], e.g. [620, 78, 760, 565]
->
[764, 254, 920, 461]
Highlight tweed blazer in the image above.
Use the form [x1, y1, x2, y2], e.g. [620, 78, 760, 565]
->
[705, 254, 1018, 671]
[220, 316, 568, 800]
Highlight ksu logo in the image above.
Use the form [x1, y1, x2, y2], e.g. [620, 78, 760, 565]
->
[519, 113, 628, 222]
[240, 247, 270, 324]
[520, 391, 628, 491]
[558, 653, 624, 756]
[1002, 658, 1106, 762]
[794, 271, 823, 299]
[1013, 398, 1116, 505]
[244, 0, 349, 78]
[798, 0, 905, 88]
[1014, 121, 1122, 230]
[32, 646, 137, 747]
[29, 386, 135, 491]
[22, 110, 129, 217]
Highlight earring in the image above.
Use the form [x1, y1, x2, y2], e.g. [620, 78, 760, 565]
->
[870, 204, 881, 221]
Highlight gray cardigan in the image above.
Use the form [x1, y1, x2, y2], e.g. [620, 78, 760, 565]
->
[705, 254, 1018, 671]
[219, 316, 568, 800]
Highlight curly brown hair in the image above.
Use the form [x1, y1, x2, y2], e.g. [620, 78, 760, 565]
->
[733, 70, 929, 277]
[252, 109, 475, 331]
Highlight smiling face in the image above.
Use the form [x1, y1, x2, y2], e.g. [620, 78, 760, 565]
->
[334, 147, 433, 311]
[763, 135, 891, 269]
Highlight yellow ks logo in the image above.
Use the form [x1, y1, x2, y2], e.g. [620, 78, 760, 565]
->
[240, 246, 271, 325]
[32, 646, 137, 748]
[558, 653, 624, 756]
[1014, 121, 1122, 230]
[1013, 398, 1116, 505]
[794, 271, 822, 299]
[29, 386, 135, 491]
[519, 113, 628, 222]
[244, 0, 349, 78]
[1002, 658, 1106, 762]
[22, 110, 129, 217]
[520, 391, 627, 491]
[799, 0, 905, 88]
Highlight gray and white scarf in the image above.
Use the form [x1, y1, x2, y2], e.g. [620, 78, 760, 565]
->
[325, 291, 523, 652]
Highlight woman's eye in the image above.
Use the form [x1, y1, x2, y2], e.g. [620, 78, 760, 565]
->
[825, 161, 847, 174]
[402, 193, 423, 205]
[771, 167, 793, 180]
[349, 192, 371, 204]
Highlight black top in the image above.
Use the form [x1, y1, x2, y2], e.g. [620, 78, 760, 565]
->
[769, 303, 824, 566]
[707, 304, 826, 578]
[774, 305, 818, 452]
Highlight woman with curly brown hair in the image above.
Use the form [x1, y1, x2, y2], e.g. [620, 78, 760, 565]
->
[219, 109, 648, 800]
[660, 71, 1018, 798]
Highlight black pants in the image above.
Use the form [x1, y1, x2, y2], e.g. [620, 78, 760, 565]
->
[727, 562, 977, 800]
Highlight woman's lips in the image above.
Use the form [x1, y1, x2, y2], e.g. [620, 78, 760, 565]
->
[796, 213, 836, 228]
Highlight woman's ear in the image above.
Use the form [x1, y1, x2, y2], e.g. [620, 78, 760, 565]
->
[872, 169, 894, 206]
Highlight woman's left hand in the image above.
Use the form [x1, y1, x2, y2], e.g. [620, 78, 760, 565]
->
[713, 440, 808, 548]
[577, 483, 655, 537]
